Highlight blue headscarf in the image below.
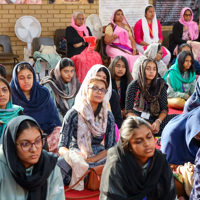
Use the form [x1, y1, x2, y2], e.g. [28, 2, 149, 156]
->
[161, 106, 200, 165]
[10, 62, 61, 135]
[183, 76, 200, 113]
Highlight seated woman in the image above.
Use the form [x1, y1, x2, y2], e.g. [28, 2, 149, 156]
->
[163, 51, 196, 110]
[169, 7, 199, 58]
[161, 106, 200, 166]
[57, 74, 116, 186]
[0, 77, 23, 141]
[104, 9, 141, 72]
[184, 76, 200, 113]
[92, 64, 123, 129]
[108, 56, 132, 117]
[66, 11, 102, 83]
[132, 43, 168, 80]
[125, 58, 176, 136]
[171, 43, 200, 75]
[134, 4, 171, 66]
[0, 64, 6, 79]
[10, 62, 61, 154]
[41, 58, 81, 123]
[100, 116, 176, 200]
[0, 115, 65, 199]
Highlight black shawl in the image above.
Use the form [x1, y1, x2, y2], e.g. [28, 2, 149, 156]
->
[3, 116, 58, 200]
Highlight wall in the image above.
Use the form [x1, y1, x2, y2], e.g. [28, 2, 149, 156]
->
[0, 0, 172, 75]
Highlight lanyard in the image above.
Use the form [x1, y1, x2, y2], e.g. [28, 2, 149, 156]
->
[148, 22, 153, 38]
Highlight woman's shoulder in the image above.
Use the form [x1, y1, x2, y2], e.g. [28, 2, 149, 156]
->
[0, 148, 6, 165]
[128, 80, 139, 88]
[173, 21, 183, 28]
[63, 108, 78, 121]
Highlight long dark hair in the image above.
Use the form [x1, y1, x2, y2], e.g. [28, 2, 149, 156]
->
[0, 64, 6, 79]
[178, 51, 195, 74]
[108, 55, 132, 84]
[138, 58, 158, 95]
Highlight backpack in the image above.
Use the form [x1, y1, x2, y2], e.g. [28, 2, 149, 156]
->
[59, 36, 67, 51]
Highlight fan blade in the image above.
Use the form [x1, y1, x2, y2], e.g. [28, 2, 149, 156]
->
[17, 28, 29, 39]
[29, 26, 40, 38]
[21, 18, 34, 29]
[86, 20, 93, 32]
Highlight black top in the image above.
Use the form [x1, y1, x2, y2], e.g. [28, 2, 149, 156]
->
[169, 21, 199, 55]
[65, 26, 92, 58]
[109, 89, 123, 129]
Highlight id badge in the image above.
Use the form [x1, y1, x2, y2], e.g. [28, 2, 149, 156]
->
[141, 111, 150, 119]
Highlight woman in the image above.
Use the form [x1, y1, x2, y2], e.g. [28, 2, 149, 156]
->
[108, 56, 132, 115]
[161, 106, 200, 166]
[169, 7, 199, 58]
[134, 4, 171, 66]
[125, 58, 176, 136]
[104, 9, 141, 72]
[41, 58, 81, 123]
[132, 43, 168, 80]
[0, 77, 23, 141]
[0, 115, 65, 199]
[163, 51, 196, 110]
[57, 71, 116, 187]
[10, 62, 61, 154]
[100, 116, 176, 200]
[66, 11, 102, 83]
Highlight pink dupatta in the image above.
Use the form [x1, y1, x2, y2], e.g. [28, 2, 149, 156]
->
[179, 7, 199, 41]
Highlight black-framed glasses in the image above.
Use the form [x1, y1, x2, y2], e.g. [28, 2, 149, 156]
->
[184, 14, 192, 17]
[88, 86, 108, 94]
[16, 138, 45, 151]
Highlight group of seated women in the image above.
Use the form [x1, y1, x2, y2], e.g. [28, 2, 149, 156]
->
[1, 4, 200, 200]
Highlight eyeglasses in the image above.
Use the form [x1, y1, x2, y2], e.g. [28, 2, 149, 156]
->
[184, 14, 192, 17]
[16, 138, 45, 151]
[77, 18, 84, 21]
[88, 86, 108, 94]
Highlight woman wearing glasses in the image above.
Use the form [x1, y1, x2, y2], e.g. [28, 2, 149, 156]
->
[169, 7, 199, 58]
[57, 65, 116, 186]
[66, 11, 102, 83]
[0, 115, 65, 199]
[132, 43, 168, 80]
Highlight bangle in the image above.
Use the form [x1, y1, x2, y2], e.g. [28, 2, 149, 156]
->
[156, 118, 162, 124]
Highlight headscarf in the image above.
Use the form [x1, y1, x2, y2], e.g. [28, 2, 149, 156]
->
[184, 76, 200, 113]
[132, 43, 167, 79]
[161, 106, 200, 165]
[10, 62, 61, 135]
[179, 7, 199, 41]
[3, 115, 58, 200]
[163, 54, 196, 93]
[137, 59, 166, 117]
[0, 101, 23, 139]
[100, 139, 176, 200]
[110, 9, 134, 37]
[73, 64, 112, 158]
[142, 4, 159, 44]
[40, 60, 81, 117]
[71, 11, 89, 36]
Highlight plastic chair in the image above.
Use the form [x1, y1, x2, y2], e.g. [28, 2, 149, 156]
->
[100, 36, 110, 67]
[162, 30, 172, 49]
[54, 29, 67, 57]
[33, 37, 54, 53]
[0, 35, 19, 68]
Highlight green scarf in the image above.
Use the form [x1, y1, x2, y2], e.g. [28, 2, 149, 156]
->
[163, 56, 196, 92]
[0, 101, 23, 139]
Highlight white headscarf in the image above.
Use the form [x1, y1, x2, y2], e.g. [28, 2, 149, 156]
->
[132, 43, 167, 79]
[73, 64, 112, 158]
[142, 4, 159, 44]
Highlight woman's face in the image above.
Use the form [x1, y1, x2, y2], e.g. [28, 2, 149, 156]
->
[0, 81, 10, 109]
[17, 69, 33, 93]
[114, 10, 124, 23]
[145, 61, 157, 82]
[184, 10, 192, 22]
[145, 7, 155, 20]
[183, 55, 192, 71]
[114, 59, 126, 78]
[74, 14, 84, 27]
[60, 66, 75, 83]
[154, 49, 163, 61]
[87, 80, 106, 104]
[130, 125, 155, 165]
[16, 127, 42, 168]
[96, 71, 107, 82]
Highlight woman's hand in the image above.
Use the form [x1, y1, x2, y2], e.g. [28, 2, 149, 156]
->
[85, 157, 95, 163]
[151, 120, 160, 134]
[132, 48, 137, 55]
[73, 42, 83, 48]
